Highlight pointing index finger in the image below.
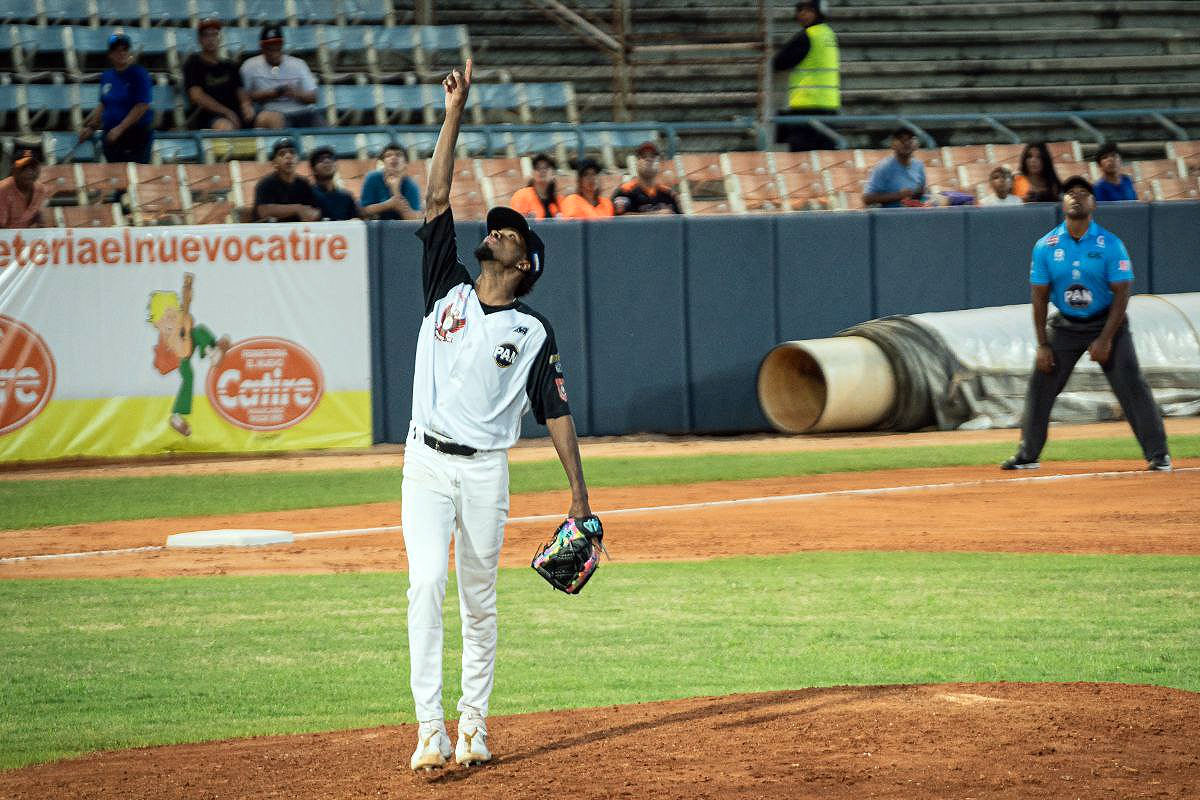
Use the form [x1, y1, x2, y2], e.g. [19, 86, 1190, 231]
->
[464, 58, 473, 84]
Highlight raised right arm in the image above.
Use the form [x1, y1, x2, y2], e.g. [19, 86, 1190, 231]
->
[424, 59, 472, 222]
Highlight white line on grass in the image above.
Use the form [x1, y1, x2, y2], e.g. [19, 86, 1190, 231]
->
[3, 466, 1194, 563]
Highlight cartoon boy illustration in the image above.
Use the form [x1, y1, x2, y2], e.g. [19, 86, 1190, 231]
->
[147, 272, 230, 436]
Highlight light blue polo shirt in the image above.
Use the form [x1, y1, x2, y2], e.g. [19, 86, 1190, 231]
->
[1030, 221, 1132, 319]
[864, 156, 926, 207]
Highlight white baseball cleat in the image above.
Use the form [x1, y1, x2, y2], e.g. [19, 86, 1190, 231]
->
[410, 721, 452, 771]
[455, 710, 492, 766]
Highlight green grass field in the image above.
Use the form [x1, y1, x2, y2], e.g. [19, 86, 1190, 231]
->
[2, 552, 1198, 770]
[2, 434, 1197, 530]
[1, 434, 1197, 772]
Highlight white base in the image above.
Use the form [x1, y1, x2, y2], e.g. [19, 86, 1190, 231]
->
[166, 529, 295, 548]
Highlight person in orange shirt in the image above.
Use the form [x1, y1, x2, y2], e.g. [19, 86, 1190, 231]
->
[0, 146, 48, 229]
[509, 153, 561, 219]
[559, 158, 614, 219]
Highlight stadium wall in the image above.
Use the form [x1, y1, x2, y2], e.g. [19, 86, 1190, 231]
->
[370, 201, 1200, 440]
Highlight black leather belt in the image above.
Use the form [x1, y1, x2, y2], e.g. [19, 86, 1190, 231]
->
[423, 432, 476, 457]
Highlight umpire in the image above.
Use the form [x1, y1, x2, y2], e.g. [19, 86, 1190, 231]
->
[1002, 175, 1172, 472]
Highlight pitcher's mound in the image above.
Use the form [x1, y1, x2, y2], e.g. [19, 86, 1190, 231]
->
[3, 682, 1197, 799]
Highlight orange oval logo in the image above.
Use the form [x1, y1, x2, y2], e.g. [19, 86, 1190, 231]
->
[0, 315, 56, 436]
[206, 337, 324, 431]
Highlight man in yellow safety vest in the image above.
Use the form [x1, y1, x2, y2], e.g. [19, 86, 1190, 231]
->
[773, 0, 840, 151]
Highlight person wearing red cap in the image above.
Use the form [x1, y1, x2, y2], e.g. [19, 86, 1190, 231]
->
[78, 31, 154, 163]
[611, 141, 680, 215]
[0, 146, 48, 228]
[240, 24, 321, 129]
[184, 19, 255, 131]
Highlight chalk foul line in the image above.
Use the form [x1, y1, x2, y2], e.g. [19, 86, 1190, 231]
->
[2, 467, 1194, 563]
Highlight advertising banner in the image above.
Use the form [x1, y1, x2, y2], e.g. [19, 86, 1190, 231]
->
[0, 222, 371, 463]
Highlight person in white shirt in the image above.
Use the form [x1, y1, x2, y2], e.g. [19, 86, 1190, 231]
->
[239, 24, 321, 128]
[980, 165, 1024, 207]
[403, 59, 600, 773]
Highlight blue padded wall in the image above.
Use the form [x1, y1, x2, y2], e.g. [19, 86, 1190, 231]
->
[584, 216, 690, 434]
[871, 207, 969, 316]
[964, 203, 1058, 308]
[1092, 202, 1152, 295]
[1148, 201, 1200, 294]
[775, 211, 873, 339]
[684, 215, 775, 432]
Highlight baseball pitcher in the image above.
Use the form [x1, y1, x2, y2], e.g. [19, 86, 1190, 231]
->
[402, 60, 602, 771]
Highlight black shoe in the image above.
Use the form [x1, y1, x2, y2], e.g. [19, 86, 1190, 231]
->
[1148, 455, 1173, 472]
[1001, 454, 1040, 471]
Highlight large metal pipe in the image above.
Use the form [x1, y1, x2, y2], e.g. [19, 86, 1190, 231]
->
[757, 337, 897, 433]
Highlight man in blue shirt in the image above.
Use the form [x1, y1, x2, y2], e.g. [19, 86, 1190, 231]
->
[863, 128, 926, 208]
[1092, 142, 1138, 202]
[1002, 176, 1171, 471]
[78, 32, 154, 164]
[308, 146, 362, 221]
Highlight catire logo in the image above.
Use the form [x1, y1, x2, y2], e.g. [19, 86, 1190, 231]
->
[206, 337, 323, 431]
[0, 315, 56, 436]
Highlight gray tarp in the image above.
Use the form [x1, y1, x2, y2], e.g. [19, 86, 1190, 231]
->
[839, 293, 1200, 431]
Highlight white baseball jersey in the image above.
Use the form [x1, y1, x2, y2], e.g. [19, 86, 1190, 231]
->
[410, 209, 570, 451]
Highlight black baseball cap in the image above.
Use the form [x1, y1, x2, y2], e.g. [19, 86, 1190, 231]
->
[574, 157, 601, 176]
[308, 145, 335, 167]
[260, 24, 284, 43]
[486, 206, 545, 286]
[108, 31, 132, 51]
[1061, 175, 1094, 196]
[269, 136, 297, 159]
[890, 126, 915, 139]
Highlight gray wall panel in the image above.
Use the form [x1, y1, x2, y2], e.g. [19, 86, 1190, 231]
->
[584, 216, 690, 434]
[1092, 202, 1151, 295]
[965, 204, 1059, 308]
[775, 212, 872, 339]
[872, 207, 969, 315]
[1148, 201, 1200, 293]
[685, 216, 775, 432]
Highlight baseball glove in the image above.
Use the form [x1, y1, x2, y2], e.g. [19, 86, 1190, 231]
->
[531, 515, 606, 594]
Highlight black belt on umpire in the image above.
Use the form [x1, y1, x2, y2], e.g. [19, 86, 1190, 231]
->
[423, 432, 477, 457]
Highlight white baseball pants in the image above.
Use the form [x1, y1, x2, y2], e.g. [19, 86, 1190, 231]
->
[401, 425, 509, 723]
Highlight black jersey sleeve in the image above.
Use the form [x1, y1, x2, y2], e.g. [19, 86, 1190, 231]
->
[415, 207, 472, 315]
[526, 325, 571, 424]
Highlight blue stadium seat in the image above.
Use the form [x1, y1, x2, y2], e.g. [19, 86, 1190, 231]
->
[44, 130, 99, 163]
[0, 84, 22, 130]
[361, 131, 395, 159]
[38, 0, 91, 24]
[98, 0, 145, 24]
[283, 25, 323, 56]
[153, 137, 202, 164]
[292, 0, 339, 24]
[192, 0, 239, 24]
[243, 0, 284, 25]
[146, 0, 194, 25]
[418, 25, 468, 54]
[10, 25, 67, 80]
[300, 132, 360, 159]
[218, 26, 263, 60]
[470, 83, 521, 112]
[340, 0, 390, 25]
[326, 83, 379, 125]
[377, 83, 428, 123]
[23, 83, 78, 131]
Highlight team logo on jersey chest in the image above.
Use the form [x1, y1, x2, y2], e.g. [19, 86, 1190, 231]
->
[494, 342, 519, 368]
[1064, 284, 1093, 309]
[434, 303, 466, 342]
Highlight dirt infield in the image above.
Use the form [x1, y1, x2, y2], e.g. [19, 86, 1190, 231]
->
[3, 423, 1198, 798]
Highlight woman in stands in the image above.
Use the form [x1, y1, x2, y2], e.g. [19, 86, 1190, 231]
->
[1013, 142, 1061, 203]
[560, 158, 614, 219]
[360, 144, 423, 220]
[510, 153, 562, 219]
[78, 32, 154, 165]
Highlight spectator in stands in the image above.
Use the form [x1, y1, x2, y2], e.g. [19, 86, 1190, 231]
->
[862, 128, 927, 208]
[184, 19, 255, 131]
[1013, 142, 1061, 203]
[979, 165, 1022, 206]
[510, 153, 563, 219]
[0, 145, 47, 228]
[308, 146, 362, 221]
[560, 157, 615, 219]
[240, 25, 322, 129]
[360, 144, 422, 220]
[1093, 142, 1137, 202]
[612, 141, 681, 215]
[772, 0, 840, 152]
[253, 137, 321, 222]
[78, 32, 154, 164]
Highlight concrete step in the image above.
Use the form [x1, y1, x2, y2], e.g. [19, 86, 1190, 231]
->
[833, 28, 1200, 61]
[843, 82, 1200, 114]
[840, 54, 1200, 90]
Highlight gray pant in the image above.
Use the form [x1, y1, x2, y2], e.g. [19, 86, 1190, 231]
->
[1017, 313, 1168, 462]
